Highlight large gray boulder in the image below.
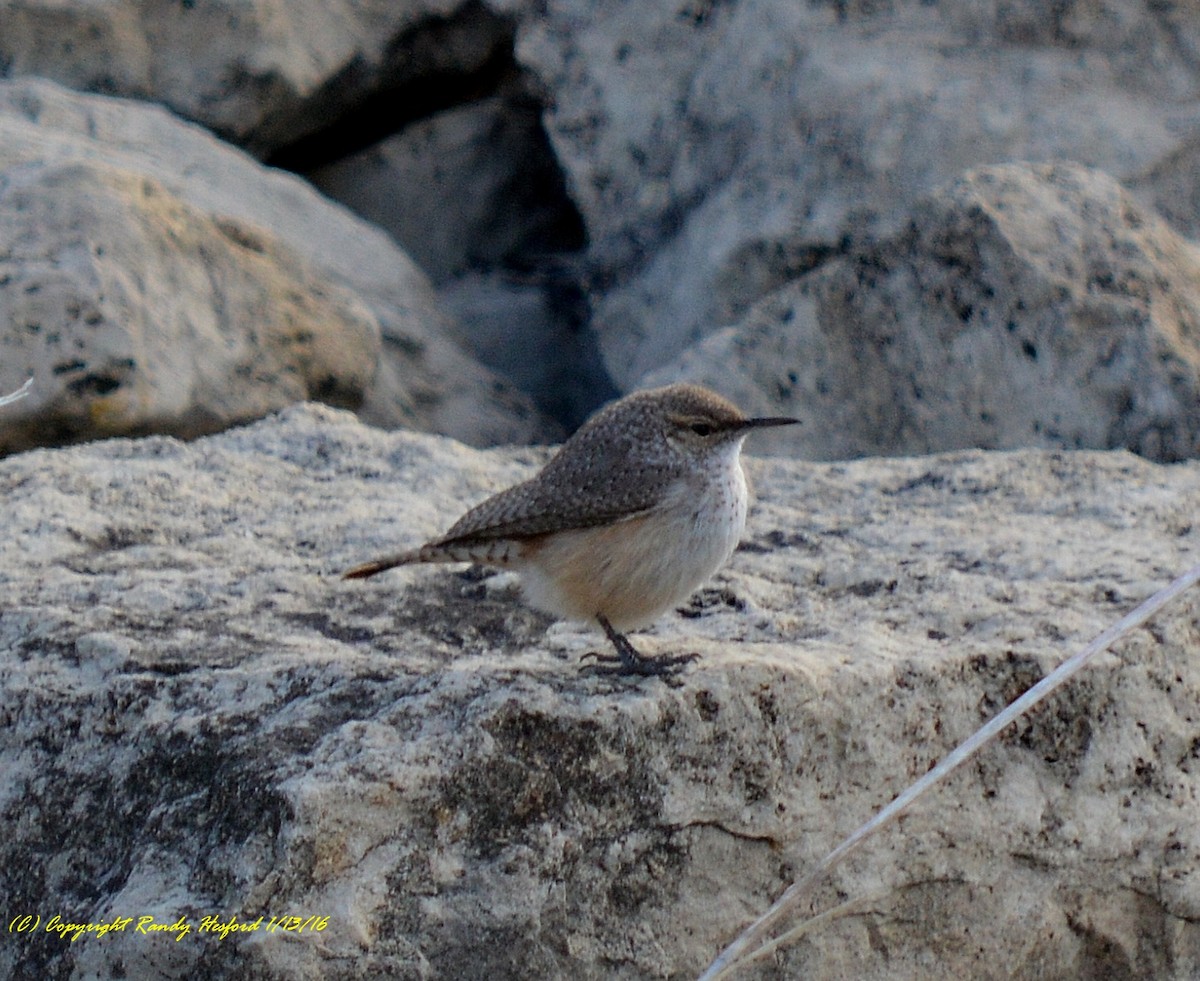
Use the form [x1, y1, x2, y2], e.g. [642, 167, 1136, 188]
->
[0, 78, 555, 452]
[2, 402, 1199, 978]
[648, 162, 1200, 463]
[510, 0, 1200, 388]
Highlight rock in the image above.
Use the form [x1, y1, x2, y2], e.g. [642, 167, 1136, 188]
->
[1131, 131, 1200, 243]
[0, 78, 557, 450]
[0, 0, 475, 153]
[9, 3, 1200, 432]
[647, 162, 1200, 463]
[0, 159, 379, 452]
[9, 3, 1200, 413]
[506, 0, 1200, 386]
[3, 402, 1200, 978]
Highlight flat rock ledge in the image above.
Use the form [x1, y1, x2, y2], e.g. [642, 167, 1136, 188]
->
[3, 403, 1199, 979]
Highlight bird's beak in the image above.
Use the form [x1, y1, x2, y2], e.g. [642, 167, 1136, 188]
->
[739, 416, 800, 431]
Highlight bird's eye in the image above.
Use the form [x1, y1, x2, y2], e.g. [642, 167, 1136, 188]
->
[689, 421, 714, 437]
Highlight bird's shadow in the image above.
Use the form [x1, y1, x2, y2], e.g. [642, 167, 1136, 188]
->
[331, 565, 556, 658]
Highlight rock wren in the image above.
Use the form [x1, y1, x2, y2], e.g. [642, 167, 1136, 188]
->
[344, 383, 797, 675]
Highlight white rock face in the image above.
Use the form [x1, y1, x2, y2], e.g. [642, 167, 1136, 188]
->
[0, 158, 379, 451]
[507, 0, 1200, 386]
[2, 403, 1199, 978]
[0, 78, 556, 451]
[648, 162, 1200, 463]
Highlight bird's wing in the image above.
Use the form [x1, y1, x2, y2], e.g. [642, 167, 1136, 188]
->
[435, 430, 681, 545]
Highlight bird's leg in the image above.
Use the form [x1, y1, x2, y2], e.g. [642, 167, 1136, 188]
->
[581, 613, 699, 676]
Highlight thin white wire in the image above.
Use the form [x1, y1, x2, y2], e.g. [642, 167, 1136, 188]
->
[0, 377, 33, 407]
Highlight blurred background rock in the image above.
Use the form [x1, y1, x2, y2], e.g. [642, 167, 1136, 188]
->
[2, 0, 1200, 458]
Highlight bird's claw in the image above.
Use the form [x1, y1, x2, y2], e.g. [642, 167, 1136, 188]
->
[580, 649, 699, 677]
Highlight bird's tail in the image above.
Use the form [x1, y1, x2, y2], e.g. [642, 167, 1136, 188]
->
[342, 548, 425, 580]
[344, 538, 514, 579]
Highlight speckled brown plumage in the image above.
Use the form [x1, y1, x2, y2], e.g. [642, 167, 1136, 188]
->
[433, 385, 749, 545]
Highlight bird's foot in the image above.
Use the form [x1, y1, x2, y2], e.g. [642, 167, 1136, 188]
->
[580, 614, 699, 677]
[580, 648, 699, 676]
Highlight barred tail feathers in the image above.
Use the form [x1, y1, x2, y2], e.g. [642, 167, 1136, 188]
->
[342, 548, 422, 580]
[342, 539, 523, 580]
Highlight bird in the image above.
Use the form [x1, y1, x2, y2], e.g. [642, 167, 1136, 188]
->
[343, 383, 798, 676]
